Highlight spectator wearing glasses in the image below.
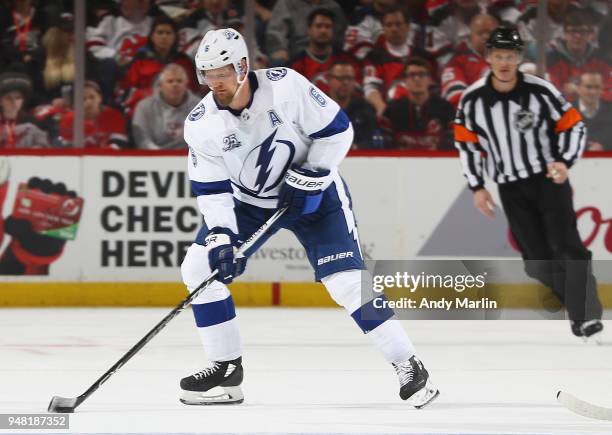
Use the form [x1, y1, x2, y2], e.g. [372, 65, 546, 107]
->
[546, 10, 611, 102]
[383, 57, 454, 150]
[517, 0, 575, 58]
[576, 71, 612, 151]
[327, 61, 383, 149]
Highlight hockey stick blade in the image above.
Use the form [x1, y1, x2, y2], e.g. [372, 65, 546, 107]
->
[48, 395, 82, 413]
[557, 390, 612, 421]
[47, 207, 287, 413]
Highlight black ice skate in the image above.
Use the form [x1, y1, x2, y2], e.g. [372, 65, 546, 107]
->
[393, 356, 439, 408]
[180, 357, 244, 405]
[571, 320, 604, 344]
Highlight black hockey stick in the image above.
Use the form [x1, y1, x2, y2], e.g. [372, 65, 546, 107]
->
[557, 391, 612, 421]
[48, 207, 287, 413]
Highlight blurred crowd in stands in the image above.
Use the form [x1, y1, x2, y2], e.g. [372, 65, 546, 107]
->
[0, 0, 610, 151]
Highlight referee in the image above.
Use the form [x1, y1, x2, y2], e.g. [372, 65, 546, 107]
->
[454, 27, 603, 340]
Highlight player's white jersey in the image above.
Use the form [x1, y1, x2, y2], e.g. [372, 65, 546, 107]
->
[184, 68, 353, 213]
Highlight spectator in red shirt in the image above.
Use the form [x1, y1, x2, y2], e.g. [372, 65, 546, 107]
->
[59, 80, 128, 149]
[441, 13, 498, 107]
[546, 10, 611, 102]
[343, 0, 398, 60]
[86, 0, 153, 66]
[364, 7, 435, 116]
[424, 0, 485, 66]
[119, 16, 198, 118]
[383, 57, 454, 150]
[291, 8, 361, 93]
[86, 0, 157, 107]
[0, 71, 48, 148]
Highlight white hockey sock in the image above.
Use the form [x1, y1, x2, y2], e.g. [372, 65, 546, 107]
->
[366, 319, 415, 364]
[196, 316, 242, 362]
[191, 283, 242, 362]
[323, 269, 416, 364]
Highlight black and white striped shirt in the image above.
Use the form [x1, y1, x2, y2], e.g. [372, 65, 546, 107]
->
[454, 71, 586, 190]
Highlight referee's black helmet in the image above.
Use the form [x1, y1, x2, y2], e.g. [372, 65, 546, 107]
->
[486, 26, 524, 51]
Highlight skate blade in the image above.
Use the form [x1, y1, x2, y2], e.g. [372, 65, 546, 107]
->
[406, 379, 439, 409]
[180, 386, 244, 405]
[582, 331, 603, 345]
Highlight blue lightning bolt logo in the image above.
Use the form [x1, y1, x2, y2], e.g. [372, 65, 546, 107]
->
[253, 130, 278, 193]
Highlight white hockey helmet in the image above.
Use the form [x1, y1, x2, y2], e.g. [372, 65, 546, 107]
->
[194, 28, 249, 85]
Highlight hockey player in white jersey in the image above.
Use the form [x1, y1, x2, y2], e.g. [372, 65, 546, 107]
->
[180, 28, 439, 408]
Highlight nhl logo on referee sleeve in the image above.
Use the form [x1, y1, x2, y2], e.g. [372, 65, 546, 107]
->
[513, 110, 536, 132]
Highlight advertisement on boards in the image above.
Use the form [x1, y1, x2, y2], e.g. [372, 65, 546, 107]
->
[0, 155, 610, 283]
[0, 156, 83, 279]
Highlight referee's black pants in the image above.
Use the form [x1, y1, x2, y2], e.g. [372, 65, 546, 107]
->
[498, 173, 602, 321]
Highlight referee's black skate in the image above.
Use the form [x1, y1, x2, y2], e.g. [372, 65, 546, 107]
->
[571, 320, 603, 344]
[393, 356, 439, 408]
[180, 357, 244, 405]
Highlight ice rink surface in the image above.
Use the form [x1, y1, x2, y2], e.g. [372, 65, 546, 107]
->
[1, 307, 612, 435]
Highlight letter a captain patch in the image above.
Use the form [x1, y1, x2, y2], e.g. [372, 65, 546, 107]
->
[268, 110, 283, 128]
